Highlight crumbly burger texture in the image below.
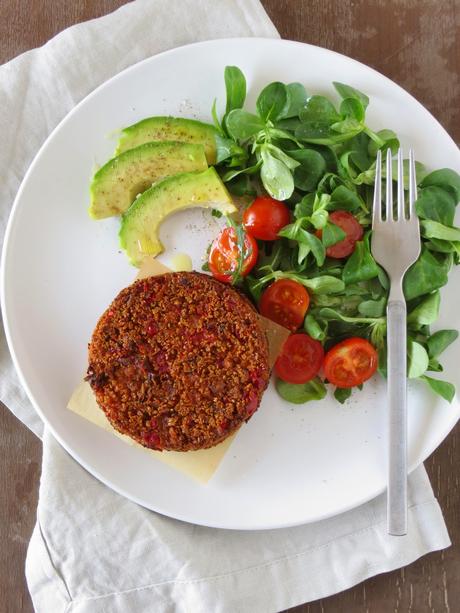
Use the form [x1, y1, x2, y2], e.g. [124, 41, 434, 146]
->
[86, 272, 270, 451]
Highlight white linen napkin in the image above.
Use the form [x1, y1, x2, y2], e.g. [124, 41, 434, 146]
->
[0, 1, 450, 611]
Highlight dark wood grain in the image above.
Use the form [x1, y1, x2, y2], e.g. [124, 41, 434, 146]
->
[0, 403, 40, 613]
[0, 1, 459, 611]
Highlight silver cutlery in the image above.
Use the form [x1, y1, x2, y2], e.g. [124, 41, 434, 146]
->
[371, 148, 421, 535]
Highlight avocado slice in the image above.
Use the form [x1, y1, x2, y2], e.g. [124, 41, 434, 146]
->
[116, 117, 218, 164]
[119, 167, 236, 266]
[89, 142, 207, 219]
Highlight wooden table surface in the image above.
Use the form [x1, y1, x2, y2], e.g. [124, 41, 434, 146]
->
[1, 1, 459, 611]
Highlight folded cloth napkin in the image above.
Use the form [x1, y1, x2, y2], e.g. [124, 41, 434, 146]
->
[0, 1, 450, 611]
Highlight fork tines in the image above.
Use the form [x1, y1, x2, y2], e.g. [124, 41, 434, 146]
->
[373, 148, 417, 223]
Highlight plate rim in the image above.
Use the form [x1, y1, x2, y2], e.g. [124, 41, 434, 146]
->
[2, 37, 460, 530]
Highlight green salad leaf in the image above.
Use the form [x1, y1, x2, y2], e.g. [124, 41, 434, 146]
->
[407, 340, 429, 378]
[304, 314, 327, 341]
[421, 375, 456, 402]
[260, 148, 294, 200]
[329, 185, 363, 212]
[420, 220, 460, 242]
[420, 168, 460, 201]
[334, 387, 353, 403]
[404, 249, 451, 300]
[226, 110, 264, 140]
[333, 82, 369, 109]
[299, 95, 340, 124]
[407, 291, 440, 327]
[426, 329, 458, 358]
[322, 222, 346, 247]
[276, 377, 327, 404]
[224, 66, 246, 115]
[280, 83, 309, 119]
[290, 149, 326, 191]
[256, 82, 288, 122]
[342, 233, 379, 284]
[415, 186, 456, 225]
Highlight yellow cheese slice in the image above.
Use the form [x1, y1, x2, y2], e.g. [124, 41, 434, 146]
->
[68, 380, 235, 483]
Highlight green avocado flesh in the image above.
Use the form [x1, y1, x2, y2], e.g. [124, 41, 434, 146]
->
[119, 167, 236, 266]
[116, 116, 218, 164]
[89, 142, 208, 219]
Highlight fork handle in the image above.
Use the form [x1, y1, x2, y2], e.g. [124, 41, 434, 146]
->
[387, 298, 408, 536]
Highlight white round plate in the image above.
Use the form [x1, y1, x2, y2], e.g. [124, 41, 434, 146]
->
[2, 39, 460, 530]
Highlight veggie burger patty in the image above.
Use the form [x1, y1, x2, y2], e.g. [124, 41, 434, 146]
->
[86, 272, 270, 451]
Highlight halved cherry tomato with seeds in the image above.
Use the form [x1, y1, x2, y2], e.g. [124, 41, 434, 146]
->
[259, 279, 309, 331]
[316, 210, 363, 258]
[208, 226, 258, 283]
[275, 333, 324, 384]
[324, 337, 378, 388]
[243, 196, 291, 241]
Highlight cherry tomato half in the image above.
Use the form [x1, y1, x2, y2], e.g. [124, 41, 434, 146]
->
[259, 279, 310, 331]
[275, 333, 325, 384]
[208, 226, 258, 283]
[324, 337, 378, 388]
[243, 196, 291, 241]
[317, 210, 364, 258]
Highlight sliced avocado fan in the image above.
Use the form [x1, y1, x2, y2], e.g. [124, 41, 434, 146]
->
[89, 142, 207, 219]
[116, 116, 218, 164]
[119, 167, 236, 267]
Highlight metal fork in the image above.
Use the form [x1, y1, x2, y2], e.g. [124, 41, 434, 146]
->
[371, 148, 421, 536]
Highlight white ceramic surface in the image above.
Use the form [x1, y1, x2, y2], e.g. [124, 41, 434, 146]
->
[2, 39, 460, 530]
